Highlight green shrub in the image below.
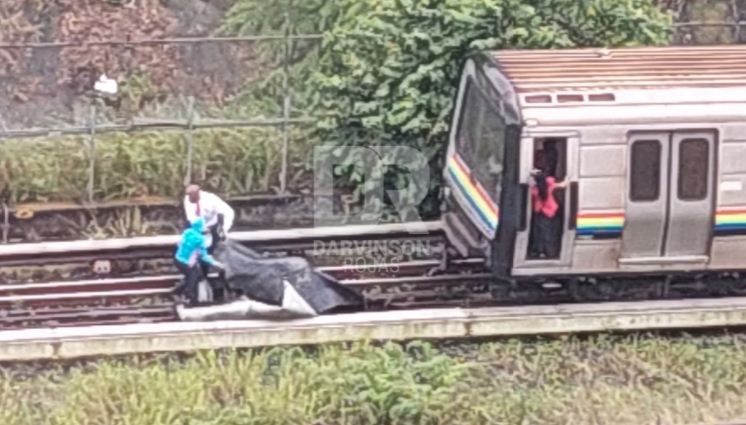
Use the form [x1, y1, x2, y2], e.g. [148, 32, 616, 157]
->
[0, 126, 313, 204]
[3, 335, 746, 424]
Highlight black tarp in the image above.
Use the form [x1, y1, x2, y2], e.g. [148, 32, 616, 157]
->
[212, 239, 363, 313]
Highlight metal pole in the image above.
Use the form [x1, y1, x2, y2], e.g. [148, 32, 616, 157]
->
[280, 1, 292, 194]
[733, 0, 741, 43]
[184, 96, 195, 186]
[1, 203, 8, 244]
[87, 104, 97, 204]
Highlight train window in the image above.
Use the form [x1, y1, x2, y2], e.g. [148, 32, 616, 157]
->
[630, 140, 661, 202]
[455, 77, 505, 202]
[456, 80, 478, 160]
[678, 138, 709, 201]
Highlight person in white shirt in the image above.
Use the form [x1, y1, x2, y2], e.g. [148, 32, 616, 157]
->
[183, 184, 235, 302]
[183, 184, 235, 252]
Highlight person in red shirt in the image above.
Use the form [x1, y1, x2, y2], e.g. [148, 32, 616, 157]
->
[530, 167, 568, 258]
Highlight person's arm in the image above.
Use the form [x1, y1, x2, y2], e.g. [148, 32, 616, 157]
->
[554, 179, 569, 189]
[184, 196, 197, 224]
[213, 195, 235, 232]
[197, 238, 224, 268]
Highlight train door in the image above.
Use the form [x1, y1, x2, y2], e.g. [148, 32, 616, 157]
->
[620, 130, 716, 265]
[512, 135, 579, 270]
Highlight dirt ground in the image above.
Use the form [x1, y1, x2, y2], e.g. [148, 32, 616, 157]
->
[0, 0, 266, 130]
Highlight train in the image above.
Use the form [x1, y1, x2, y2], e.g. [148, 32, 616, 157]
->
[439, 45, 746, 291]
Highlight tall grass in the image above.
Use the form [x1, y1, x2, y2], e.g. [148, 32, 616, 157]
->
[0, 126, 315, 204]
[2, 334, 746, 424]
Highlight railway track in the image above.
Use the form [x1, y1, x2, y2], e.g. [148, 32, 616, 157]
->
[0, 221, 491, 329]
[0, 257, 489, 329]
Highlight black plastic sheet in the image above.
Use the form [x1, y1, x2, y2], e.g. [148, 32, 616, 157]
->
[213, 239, 363, 313]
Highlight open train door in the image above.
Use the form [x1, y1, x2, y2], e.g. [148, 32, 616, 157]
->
[511, 133, 579, 276]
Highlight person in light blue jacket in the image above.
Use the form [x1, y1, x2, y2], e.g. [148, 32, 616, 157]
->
[174, 217, 225, 305]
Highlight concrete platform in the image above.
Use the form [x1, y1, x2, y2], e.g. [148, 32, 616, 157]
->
[2, 297, 746, 362]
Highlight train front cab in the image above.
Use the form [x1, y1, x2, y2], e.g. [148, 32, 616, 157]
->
[441, 57, 522, 276]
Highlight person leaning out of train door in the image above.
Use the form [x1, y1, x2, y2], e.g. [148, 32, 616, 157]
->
[173, 217, 225, 306]
[529, 167, 568, 259]
[183, 184, 235, 254]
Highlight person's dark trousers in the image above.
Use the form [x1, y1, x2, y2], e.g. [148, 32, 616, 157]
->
[174, 258, 203, 305]
[200, 214, 226, 301]
[534, 214, 562, 258]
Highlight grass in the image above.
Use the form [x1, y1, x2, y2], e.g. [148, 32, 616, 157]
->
[1, 333, 746, 424]
[0, 126, 315, 204]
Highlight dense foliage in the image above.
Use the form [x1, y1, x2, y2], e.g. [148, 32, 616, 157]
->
[309, 0, 673, 215]
[3, 334, 746, 424]
[219, 0, 363, 117]
[223, 0, 672, 218]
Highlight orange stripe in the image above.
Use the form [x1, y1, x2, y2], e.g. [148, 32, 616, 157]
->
[577, 212, 624, 219]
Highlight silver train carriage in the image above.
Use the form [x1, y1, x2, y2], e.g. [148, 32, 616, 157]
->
[441, 45, 746, 279]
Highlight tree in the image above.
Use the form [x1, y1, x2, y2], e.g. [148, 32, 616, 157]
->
[309, 0, 672, 217]
[221, 0, 673, 218]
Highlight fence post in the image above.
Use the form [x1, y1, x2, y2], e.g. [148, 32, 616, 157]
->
[86, 103, 97, 204]
[733, 0, 741, 43]
[279, 1, 292, 193]
[184, 96, 195, 186]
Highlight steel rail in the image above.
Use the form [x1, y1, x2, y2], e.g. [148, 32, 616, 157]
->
[3, 297, 746, 362]
[318, 257, 484, 272]
[0, 222, 444, 268]
[0, 288, 171, 304]
[0, 236, 445, 268]
[340, 272, 493, 287]
[0, 222, 442, 257]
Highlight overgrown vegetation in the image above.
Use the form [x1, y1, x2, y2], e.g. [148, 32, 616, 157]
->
[2, 334, 746, 424]
[219, 0, 356, 118]
[0, 127, 313, 203]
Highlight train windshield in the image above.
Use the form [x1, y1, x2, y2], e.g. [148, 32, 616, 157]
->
[456, 78, 506, 203]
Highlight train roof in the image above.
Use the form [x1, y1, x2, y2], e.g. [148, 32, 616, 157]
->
[483, 45, 746, 126]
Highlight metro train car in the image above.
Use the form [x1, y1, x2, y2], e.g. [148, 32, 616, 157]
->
[441, 45, 746, 284]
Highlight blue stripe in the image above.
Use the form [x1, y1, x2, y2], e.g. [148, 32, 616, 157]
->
[576, 227, 623, 236]
[448, 167, 498, 234]
[715, 223, 746, 230]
